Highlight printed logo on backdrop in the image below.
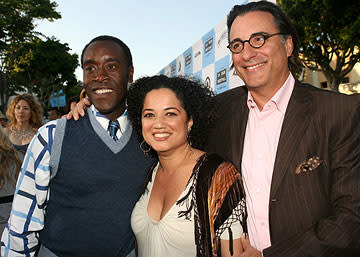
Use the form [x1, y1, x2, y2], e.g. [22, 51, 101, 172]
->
[217, 30, 227, 48]
[194, 50, 201, 58]
[202, 29, 215, 68]
[170, 59, 177, 77]
[217, 69, 226, 84]
[214, 18, 229, 62]
[205, 76, 211, 88]
[192, 39, 203, 73]
[205, 38, 213, 53]
[202, 64, 214, 91]
[176, 54, 185, 76]
[185, 54, 191, 66]
[184, 47, 193, 76]
[214, 55, 230, 94]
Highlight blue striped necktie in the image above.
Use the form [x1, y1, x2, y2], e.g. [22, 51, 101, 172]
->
[108, 120, 120, 141]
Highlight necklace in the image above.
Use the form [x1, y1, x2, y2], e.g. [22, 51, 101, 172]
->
[9, 127, 36, 143]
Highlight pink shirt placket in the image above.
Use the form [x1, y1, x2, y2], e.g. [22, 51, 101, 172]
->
[242, 74, 295, 251]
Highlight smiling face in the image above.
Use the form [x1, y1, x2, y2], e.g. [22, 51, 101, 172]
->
[141, 88, 193, 155]
[82, 40, 134, 121]
[230, 11, 293, 97]
[14, 99, 31, 125]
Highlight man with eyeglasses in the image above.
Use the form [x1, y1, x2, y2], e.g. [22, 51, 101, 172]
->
[207, 1, 360, 256]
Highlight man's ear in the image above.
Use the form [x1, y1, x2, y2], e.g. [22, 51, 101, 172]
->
[128, 66, 134, 83]
[285, 35, 294, 57]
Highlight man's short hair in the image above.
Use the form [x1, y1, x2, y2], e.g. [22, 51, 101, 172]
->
[80, 35, 133, 68]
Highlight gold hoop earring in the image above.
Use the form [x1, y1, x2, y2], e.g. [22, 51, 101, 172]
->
[140, 140, 151, 155]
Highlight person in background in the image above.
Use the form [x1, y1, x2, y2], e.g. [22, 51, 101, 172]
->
[128, 75, 246, 257]
[1, 35, 154, 257]
[0, 126, 22, 235]
[48, 107, 63, 121]
[207, 1, 360, 256]
[4, 94, 43, 156]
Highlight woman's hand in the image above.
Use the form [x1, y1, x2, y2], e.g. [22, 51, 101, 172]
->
[238, 233, 262, 257]
[66, 97, 91, 120]
[222, 233, 261, 257]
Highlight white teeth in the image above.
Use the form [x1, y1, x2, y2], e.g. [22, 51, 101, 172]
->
[95, 89, 113, 94]
[154, 133, 170, 138]
[246, 63, 264, 70]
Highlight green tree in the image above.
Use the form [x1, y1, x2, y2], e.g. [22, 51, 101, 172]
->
[8, 37, 80, 111]
[278, 0, 360, 91]
[0, 0, 61, 111]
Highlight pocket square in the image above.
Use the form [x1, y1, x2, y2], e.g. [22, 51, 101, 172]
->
[295, 156, 322, 174]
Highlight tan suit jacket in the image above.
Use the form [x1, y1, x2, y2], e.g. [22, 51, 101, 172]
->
[206, 81, 360, 256]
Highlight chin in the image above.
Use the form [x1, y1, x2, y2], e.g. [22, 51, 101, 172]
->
[152, 146, 172, 154]
[152, 146, 168, 152]
[245, 78, 267, 89]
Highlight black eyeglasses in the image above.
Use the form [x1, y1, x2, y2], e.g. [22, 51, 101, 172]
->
[227, 32, 288, 54]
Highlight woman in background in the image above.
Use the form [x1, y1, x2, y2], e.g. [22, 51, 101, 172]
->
[5, 94, 43, 156]
[0, 126, 22, 234]
[128, 75, 246, 257]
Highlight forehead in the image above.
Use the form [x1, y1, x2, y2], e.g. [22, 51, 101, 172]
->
[144, 88, 182, 106]
[83, 40, 126, 62]
[230, 11, 278, 40]
[16, 99, 30, 107]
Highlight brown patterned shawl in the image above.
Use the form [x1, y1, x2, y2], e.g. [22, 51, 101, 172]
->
[140, 153, 246, 257]
[178, 153, 247, 257]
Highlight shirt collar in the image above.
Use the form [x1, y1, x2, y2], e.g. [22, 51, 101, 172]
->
[90, 105, 129, 134]
[247, 73, 295, 114]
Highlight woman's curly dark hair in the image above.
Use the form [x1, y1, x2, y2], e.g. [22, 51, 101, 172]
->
[127, 75, 216, 155]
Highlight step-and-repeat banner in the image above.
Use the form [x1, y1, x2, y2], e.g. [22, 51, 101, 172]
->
[158, 0, 274, 94]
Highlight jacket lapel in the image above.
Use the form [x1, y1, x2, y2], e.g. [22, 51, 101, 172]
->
[236, 92, 249, 172]
[270, 81, 313, 198]
[227, 87, 249, 172]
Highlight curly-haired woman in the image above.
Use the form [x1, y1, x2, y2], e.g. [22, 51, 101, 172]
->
[127, 75, 246, 257]
[5, 94, 43, 156]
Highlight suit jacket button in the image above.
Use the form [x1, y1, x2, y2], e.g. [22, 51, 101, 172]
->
[271, 198, 278, 202]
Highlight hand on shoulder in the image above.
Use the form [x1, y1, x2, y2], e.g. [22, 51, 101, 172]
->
[66, 97, 91, 121]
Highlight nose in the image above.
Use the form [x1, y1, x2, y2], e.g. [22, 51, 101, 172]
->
[241, 41, 257, 61]
[95, 66, 108, 82]
[154, 116, 166, 129]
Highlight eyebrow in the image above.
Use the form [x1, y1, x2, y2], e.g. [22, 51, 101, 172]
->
[82, 59, 96, 67]
[104, 57, 122, 63]
[82, 57, 122, 67]
[142, 107, 181, 112]
[230, 31, 268, 43]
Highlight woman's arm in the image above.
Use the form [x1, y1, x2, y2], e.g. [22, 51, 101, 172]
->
[221, 238, 243, 257]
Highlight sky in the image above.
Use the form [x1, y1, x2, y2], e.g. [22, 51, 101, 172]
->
[35, 0, 247, 81]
